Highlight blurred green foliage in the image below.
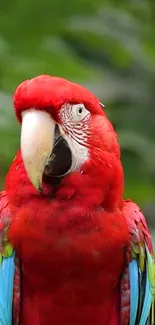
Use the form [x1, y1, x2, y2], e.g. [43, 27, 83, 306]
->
[0, 0, 155, 212]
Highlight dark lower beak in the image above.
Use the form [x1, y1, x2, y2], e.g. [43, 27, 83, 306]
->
[44, 125, 72, 179]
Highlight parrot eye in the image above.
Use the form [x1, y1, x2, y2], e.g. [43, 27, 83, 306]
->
[72, 104, 90, 122]
[77, 106, 83, 115]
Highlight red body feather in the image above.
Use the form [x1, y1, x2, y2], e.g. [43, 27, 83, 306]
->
[6, 76, 130, 325]
[6, 151, 129, 325]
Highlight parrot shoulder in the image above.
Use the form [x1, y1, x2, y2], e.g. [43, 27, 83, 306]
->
[120, 199, 155, 325]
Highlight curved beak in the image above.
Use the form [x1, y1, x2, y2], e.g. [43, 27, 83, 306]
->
[21, 109, 55, 191]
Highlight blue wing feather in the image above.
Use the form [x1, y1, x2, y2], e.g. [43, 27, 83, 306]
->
[0, 260, 9, 325]
[0, 253, 15, 325]
[129, 259, 139, 325]
[3, 255, 15, 316]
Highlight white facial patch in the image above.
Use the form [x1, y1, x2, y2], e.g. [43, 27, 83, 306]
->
[59, 103, 91, 173]
[63, 134, 89, 172]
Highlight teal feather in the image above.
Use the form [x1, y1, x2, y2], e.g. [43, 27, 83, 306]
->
[139, 245, 154, 325]
[139, 261, 152, 325]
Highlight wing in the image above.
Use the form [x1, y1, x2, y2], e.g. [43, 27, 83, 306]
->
[0, 191, 20, 325]
[120, 199, 155, 325]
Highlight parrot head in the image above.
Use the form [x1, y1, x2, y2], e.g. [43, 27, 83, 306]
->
[12, 75, 123, 210]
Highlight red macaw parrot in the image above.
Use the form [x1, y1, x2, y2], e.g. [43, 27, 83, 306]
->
[0, 75, 154, 325]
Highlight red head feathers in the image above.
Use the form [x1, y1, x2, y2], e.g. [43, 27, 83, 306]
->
[14, 75, 104, 123]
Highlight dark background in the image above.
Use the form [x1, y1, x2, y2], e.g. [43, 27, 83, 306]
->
[0, 0, 155, 241]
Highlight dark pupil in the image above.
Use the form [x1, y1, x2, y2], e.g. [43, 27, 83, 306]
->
[79, 107, 83, 114]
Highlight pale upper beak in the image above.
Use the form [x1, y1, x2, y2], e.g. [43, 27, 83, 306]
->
[21, 109, 57, 191]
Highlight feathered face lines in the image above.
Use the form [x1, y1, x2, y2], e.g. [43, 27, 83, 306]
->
[59, 103, 92, 148]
